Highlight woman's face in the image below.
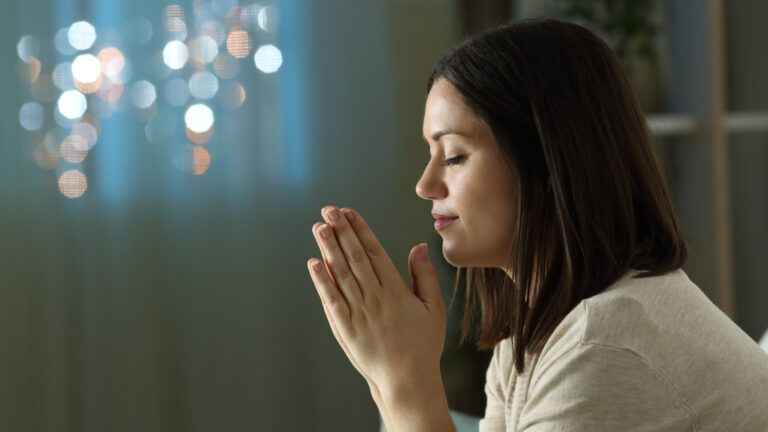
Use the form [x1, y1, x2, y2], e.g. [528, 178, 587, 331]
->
[416, 78, 519, 270]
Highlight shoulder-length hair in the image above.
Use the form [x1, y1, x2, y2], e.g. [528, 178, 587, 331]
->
[428, 18, 688, 374]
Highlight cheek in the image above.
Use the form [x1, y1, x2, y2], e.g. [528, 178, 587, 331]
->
[442, 178, 516, 267]
[465, 176, 518, 250]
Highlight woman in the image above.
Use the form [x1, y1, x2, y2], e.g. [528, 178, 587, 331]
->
[307, 18, 768, 431]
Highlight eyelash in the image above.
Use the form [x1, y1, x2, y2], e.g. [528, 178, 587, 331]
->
[441, 155, 466, 167]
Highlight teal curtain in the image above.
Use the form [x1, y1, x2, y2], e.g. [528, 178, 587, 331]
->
[0, 1, 458, 431]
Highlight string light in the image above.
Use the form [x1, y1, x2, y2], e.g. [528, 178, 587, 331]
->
[253, 44, 282, 73]
[18, 3, 284, 185]
[58, 169, 88, 198]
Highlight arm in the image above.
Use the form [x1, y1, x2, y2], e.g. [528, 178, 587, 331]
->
[370, 383, 396, 432]
[379, 371, 455, 432]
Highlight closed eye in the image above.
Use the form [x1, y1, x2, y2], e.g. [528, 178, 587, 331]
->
[441, 155, 466, 167]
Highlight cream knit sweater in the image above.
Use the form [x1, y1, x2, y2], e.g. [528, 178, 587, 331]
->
[479, 269, 768, 431]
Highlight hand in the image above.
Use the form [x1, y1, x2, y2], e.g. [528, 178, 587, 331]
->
[307, 205, 447, 393]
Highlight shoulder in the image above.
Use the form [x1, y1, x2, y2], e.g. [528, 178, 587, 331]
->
[529, 268, 701, 391]
[521, 341, 694, 431]
[538, 268, 696, 363]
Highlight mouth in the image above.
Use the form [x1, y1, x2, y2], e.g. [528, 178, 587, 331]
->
[431, 212, 458, 219]
[433, 216, 458, 232]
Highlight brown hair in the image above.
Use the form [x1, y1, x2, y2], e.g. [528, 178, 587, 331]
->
[428, 18, 688, 373]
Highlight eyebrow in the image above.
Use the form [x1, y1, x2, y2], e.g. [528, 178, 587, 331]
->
[423, 129, 462, 144]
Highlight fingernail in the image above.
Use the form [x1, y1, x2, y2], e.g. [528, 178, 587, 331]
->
[326, 207, 339, 221]
[311, 260, 323, 272]
[420, 243, 428, 261]
[343, 209, 355, 222]
[319, 224, 330, 238]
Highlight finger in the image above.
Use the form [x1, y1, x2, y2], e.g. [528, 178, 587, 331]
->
[313, 221, 365, 307]
[319, 290, 369, 381]
[338, 208, 406, 292]
[322, 206, 382, 293]
[307, 257, 352, 328]
[313, 222, 339, 288]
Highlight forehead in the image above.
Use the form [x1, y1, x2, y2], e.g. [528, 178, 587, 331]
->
[423, 79, 484, 139]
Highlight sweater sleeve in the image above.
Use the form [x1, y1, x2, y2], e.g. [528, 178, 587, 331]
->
[518, 342, 693, 432]
[478, 342, 507, 432]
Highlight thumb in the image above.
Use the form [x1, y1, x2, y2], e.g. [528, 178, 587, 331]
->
[408, 243, 443, 309]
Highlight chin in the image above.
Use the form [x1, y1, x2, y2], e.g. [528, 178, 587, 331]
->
[441, 237, 512, 270]
[441, 243, 487, 269]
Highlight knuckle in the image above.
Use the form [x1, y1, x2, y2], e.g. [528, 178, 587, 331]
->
[334, 266, 353, 282]
[348, 247, 367, 264]
[326, 293, 342, 306]
[364, 242, 385, 258]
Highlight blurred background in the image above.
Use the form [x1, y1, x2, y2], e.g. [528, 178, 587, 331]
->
[1, 0, 766, 431]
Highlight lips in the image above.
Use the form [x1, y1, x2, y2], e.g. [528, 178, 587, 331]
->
[432, 212, 458, 232]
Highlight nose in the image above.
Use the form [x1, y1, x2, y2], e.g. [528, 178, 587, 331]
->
[415, 159, 446, 201]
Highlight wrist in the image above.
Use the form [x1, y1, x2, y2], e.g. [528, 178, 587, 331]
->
[380, 371, 454, 432]
[380, 369, 444, 400]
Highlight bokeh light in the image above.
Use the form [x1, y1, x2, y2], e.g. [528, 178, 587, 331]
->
[163, 40, 188, 70]
[226, 29, 252, 59]
[163, 4, 187, 41]
[240, 4, 262, 31]
[130, 80, 157, 109]
[98, 47, 126, 80]
[257, 6, 279, 32]
[19, 102, 45, 131]
[68, 21, 97, 50]
[53, 62, 75, 91]
[188, 71, 219, 100]
[54, 107, 76, 128]
[171, 144, 212, 175]
[72, 54, 102, 84]
[218, 81, 245, 109]
[60, 135, 88, 163]
[191, 145, 211, 175]
[58, 169, 88, 198]
[189, 35, 219, 65]
[254, 44, 282, 73]
[75, 75, 103, 94]
[18, 3, 267, 191]
[184, 103, 214, 133]
[163, 5, 186, 33]
[58, 90, 88, 120]
[80, 113, 101, 134]
[17, 35, 41, 62]
[71, 121, 99, 150]
[200, 19, 226, 45]
[54, 27, 77, 56]
[97, 81, 124, 104]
